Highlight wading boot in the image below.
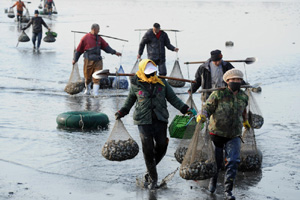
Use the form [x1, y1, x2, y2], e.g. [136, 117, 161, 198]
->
[148, 180, 158, 191]
[84, 83, 91, 95]
[143, 172, 150, 188]
[224, 181, 235, 200]
[93, 84, 99, 96]
[208, 173, 218, 193]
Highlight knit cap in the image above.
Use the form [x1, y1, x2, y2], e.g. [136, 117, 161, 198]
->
[223, 69, 244, 82]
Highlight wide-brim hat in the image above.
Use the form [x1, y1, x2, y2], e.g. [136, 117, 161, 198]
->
[223, 69, 244, 82]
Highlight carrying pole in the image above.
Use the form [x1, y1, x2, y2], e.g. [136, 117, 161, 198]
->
[184, 57, 257, 65]
[134, 29, 182, 32]
[197, 85, 259, 93]
[71, 31, 128, 42]
[95, 71, 196, 83]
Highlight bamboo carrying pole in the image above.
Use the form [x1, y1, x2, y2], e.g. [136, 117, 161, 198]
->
[94, 71, 196, 83]
[197, 85, 258, 93]
[71, 31, 129, 42]
[184, 57, 257, 65]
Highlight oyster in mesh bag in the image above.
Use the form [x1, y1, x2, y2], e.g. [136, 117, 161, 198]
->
[174, 146, 188, 164]
[180, 160, 217, 180]
[64, 62, 84, 95]
[102, 119, 139, 161]
[239, 128, 262, 171]
[179, 122, 217, 180]
[18, 31, 30, 42]
[43, 32, 56, 43]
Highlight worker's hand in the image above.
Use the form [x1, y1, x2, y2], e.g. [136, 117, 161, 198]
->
[187, 90, 191, 95]
[137, 54, 141, 59]
[186, 108, 197, 116]
[174, 48, 179, 52]
[115, 111, 124, 120]
[196, 114, 206, 123]
[115, 52, 122, 56]
[72, 60, 76, 65]
[48, 28, 51, 31]
[243, 120, 251, 129]
[21, 28, 25, 31]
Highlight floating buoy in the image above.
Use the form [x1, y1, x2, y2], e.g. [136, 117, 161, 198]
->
[225, 41, 234, 47]
[56, 111, 109, 130]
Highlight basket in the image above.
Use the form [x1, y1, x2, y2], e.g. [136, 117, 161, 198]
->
[169, 115, 196, 139]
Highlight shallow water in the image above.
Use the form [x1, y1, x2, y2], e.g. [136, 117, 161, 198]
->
[1, 0, 300, 200]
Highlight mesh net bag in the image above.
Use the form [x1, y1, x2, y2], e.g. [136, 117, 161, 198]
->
[18, 31, 30, 42]
[53, 6, 58, 14]
[179, 122, 217, 180]
[173, 95, 198, 163]
[64, 56, 84, 95]
[43, 31, 56, 43]
[247, 90, 264, 129]
[239, 127, 262, 171]
[102, 119, 139, 161]
[130, 59, 139, 82]
[167, 60, 185, 88]
[112, 65, 129, 89]
[8, 7, 15, 18]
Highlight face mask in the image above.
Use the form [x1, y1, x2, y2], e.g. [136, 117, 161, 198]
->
[228, 82, 241, 92]
[145, 72, 155, 78]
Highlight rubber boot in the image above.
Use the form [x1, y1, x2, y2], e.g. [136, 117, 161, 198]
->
[208, 173, 218, 193]
[84, 83, 91, 95]
[224, 180, 235, 200]
[93, 84, 99, 96]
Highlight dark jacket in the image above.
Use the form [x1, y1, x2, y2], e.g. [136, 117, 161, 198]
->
[119, 75, 188, 125]
[138, 29, 176, 62]
[189, 59, 234, 98]
[24, 16, 48, 33]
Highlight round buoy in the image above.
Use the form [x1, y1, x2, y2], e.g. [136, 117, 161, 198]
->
[225, 41, 234, 47]
[56, 111, 109, 130]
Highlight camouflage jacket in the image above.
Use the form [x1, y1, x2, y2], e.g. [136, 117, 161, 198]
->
[203, 88, 248, 138]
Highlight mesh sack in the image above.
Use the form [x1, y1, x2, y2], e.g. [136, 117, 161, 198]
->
[247, 89, 264, 129]
[53, 6, 58, 14]
[18, 31, 30, 42]
[130, 60, 139, 82]
[179, 122, 217, 180]
[64, 61, 84, 95]
[167, 60, 185, 88]
[112, 65, 129, 89]
[173, 95, 198, 163]
[43, 31, 56, 43]
[8, 7, 15, 18]
[102, 119, 139, 161]
[239, 127, 262, 171]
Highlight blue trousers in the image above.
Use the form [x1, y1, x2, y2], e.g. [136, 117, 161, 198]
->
[32, 32, 42, 48]
[212, 135, 241, 191]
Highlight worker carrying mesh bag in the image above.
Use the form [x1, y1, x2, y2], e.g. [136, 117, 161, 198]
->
[193, 68, 250, 200]
[102, 119, 139, 161]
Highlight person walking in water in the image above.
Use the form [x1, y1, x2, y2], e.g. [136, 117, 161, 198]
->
[22, 10, 50, 50]
[137, 23, 179, 76]
[115, 59, 196, 190]
[196, 69, 251, 200]
[72, 23, 122, 96]
[45, 0, 55, 15]
[11, 0, 26, 22]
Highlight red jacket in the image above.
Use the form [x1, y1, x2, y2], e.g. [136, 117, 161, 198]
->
[76, 33, 109, 53]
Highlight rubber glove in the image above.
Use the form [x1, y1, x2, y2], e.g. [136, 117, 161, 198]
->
[196, 114, 206, 123]
[243, 120, 251, 129]
[115, 111, 124, 120]
[186, 108, 197, 116]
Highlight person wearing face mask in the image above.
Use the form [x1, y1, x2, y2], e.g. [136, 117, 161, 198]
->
[188, 50, 236, 101]
[137, 23, 179, 76]
[196, 69, 250, 200]
[115, 59, 196, 190]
